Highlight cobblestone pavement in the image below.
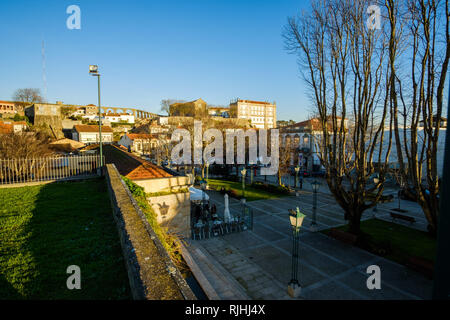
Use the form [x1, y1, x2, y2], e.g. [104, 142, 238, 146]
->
[191, 187, 433, 300]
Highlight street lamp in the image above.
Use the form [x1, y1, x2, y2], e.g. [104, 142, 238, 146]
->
[288, 207, 306, 298]
[310, 180, 321, 232]
[295, 166, 300, 188]
[89, 65, 103, 171]
[241, 168, 247, 201]
[373, 175, 380, 217]
[205, 162, 210, 189]
[200, 179, 207, 218]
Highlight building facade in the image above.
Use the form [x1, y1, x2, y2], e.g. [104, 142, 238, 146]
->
[0, 101, 17, 116]
[169, 99, 207, 117]
[118, 133, 158, 155]
[229, 99, 276, 129]
[103, 113, 135, 124]
[72, 124, 113, 144]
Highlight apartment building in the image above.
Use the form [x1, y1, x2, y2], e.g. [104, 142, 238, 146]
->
[0, 101, 17, 116]
[229, 99, 276, 129]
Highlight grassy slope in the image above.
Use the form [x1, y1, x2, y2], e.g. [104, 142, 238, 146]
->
[0, 179, 131, 299]
[207, 179, 289, 202]
[324, 219, 437, 264]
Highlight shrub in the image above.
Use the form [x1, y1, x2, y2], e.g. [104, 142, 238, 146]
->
[121, 176, 186, 269]
[250, 181, 290, 195]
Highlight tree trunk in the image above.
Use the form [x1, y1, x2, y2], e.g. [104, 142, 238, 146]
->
[347, 210, 362, 236]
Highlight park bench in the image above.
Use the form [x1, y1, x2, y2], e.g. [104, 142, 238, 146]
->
[390, 212, 416, 224]
[328, 228, 358, 245]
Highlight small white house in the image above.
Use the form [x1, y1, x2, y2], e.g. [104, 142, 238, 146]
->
[70, 108, 86, 117]
[118, 133, 157, 154]
[104, 113, 135, 124]
[73, 124, 113, 144]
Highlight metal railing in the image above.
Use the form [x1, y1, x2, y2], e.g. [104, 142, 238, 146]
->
[191, 202, 253, 240]
[0, 154, 104, 185]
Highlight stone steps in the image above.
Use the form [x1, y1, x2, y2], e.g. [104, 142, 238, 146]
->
[181, 240, 250, 300]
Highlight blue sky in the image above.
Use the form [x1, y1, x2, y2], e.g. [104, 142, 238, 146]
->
[0, 0, 311, 121]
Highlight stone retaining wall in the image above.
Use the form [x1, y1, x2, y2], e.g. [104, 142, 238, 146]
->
[105, 163, 196, 300]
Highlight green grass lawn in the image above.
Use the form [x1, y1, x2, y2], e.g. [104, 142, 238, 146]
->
[0, 178, 131, 300]
[206, 178, 290, 202]
[323, 219, 437, 265]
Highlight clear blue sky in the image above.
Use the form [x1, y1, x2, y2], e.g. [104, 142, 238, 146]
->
[0, 0, 311, 121]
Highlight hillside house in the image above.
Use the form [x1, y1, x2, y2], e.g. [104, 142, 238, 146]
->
[118, 133, 158, 155]
[72, 124, 113, 144]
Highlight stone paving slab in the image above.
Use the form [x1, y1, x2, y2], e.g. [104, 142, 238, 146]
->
[195, 189, 432, 300]
[184, 240, 250, 300]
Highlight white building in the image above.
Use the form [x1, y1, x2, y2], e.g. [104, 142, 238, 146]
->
[118, 133, 158, 155]
[230, 99, 277, 129]
[104, 113, 135, 124]
[72, 124, 113, 144]
[70, 108, 86, 117]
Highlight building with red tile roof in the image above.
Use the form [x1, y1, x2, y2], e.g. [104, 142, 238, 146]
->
[104, 144, 171, 180]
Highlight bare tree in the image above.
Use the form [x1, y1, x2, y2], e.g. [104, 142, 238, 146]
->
[12, 88, 44, 113]
[284, 0, 393, 235]
[0, 131, 52, 159]
[386, 0, 450, 235]
[160, 99, 185, 115]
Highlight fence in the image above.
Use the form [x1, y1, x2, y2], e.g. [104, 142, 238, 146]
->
[0, 154, 104, 185]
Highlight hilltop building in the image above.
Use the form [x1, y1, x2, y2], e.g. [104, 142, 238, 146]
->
[169, 98, 207, 117]
[229, 99, 276, 129]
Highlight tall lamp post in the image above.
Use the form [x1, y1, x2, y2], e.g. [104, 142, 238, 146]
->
[288, 207, 306, 298]
[206, 162, 210, 189]
[373, 175, 380, 218]
[295, 166, 300, 188]
[89, 65, 103, 171]
[310, 180, 321, 232]
[200, 179, 207, 219]
[241, 168, 247, 202]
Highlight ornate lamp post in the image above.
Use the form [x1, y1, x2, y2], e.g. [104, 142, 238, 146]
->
[310, 180, 321, 232]
[241, 168, 247, 201]
[89, 65, 103, 171]
[288, 207, 306, 298]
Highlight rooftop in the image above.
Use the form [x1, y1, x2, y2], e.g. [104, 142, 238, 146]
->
[104, 145, 172, 180]
[74, 124, 113, 133]
[126, 133, 155, 140]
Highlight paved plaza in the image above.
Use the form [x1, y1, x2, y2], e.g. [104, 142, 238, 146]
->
[186, 180, 433, 300]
